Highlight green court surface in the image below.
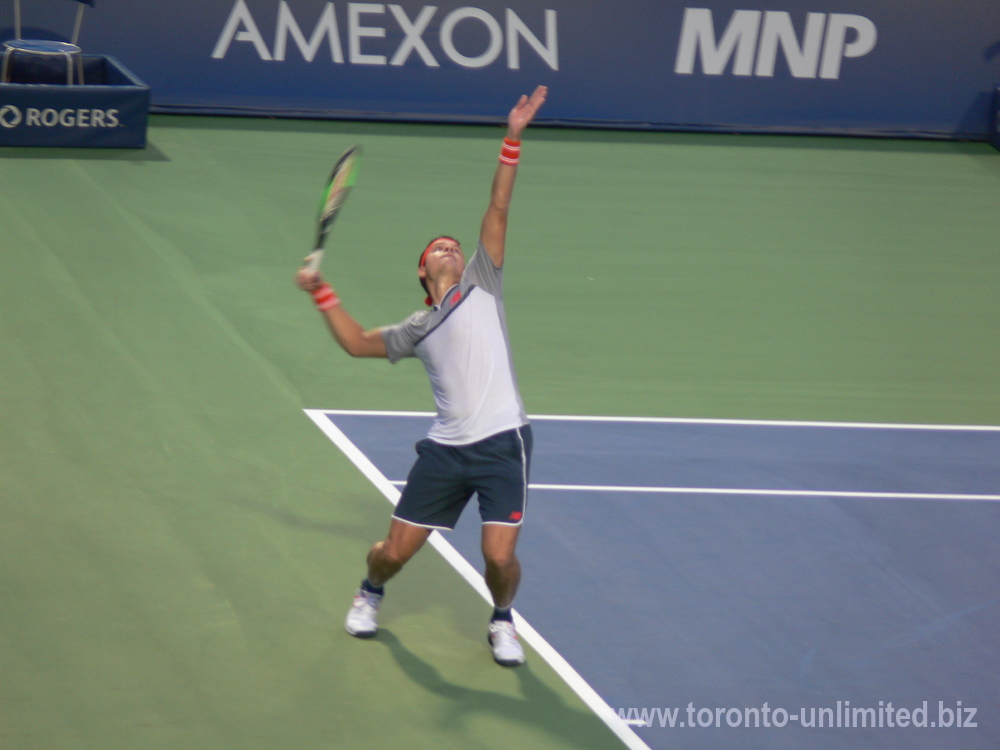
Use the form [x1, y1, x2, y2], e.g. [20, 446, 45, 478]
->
[1, 116, 998, 749]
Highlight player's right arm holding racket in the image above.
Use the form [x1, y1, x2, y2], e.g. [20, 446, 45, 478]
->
[294, 270, 388, 358]
[294, 144, 387, 357]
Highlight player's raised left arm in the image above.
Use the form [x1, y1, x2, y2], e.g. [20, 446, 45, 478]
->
[480, 85, 547, 268]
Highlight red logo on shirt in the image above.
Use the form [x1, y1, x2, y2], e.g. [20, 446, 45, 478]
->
[451, 291, 461, 305]
[509, 511, 522, 521]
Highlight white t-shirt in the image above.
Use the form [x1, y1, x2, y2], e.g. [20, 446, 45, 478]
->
[380, 242, 528, 445]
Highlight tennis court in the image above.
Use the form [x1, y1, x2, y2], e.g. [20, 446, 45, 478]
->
[2, 115, 999, 749]
[312, 409, 1000, 749]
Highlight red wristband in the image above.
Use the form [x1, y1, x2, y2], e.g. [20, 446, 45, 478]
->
[500, 137, 521, 165]
[311, 283, 340, 311]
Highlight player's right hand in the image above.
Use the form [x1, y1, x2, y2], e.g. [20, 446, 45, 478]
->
[294, 264, 324, 292]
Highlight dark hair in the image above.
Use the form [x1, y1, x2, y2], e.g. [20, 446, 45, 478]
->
[418, 235, 460, 294]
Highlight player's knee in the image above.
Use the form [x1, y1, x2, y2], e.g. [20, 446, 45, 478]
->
[381, 541, 416, 569]
[484, 548, 517, 572]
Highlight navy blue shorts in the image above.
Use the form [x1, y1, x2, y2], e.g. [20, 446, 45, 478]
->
[392, 425, 533, 530]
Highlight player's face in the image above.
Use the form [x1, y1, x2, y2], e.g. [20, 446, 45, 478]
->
[423, 239, 465, 280]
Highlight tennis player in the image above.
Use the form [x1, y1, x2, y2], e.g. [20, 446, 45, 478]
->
[295, 85, 547, 666]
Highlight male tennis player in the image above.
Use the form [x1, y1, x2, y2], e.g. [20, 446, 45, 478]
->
[295, 85, 547, 666]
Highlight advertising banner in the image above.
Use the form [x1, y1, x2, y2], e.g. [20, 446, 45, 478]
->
[0, 56, 149, 147]
[5, 0, 1000, 139]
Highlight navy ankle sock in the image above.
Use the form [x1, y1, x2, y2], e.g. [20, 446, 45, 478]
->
[491, 606, 513, 623]
[361, 578, 384, 596]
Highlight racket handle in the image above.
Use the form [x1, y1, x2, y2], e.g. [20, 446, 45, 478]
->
[304, 249, 324, 273]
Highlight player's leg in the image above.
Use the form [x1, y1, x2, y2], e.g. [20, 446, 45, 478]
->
[475, 424, 531, 607]
[367, 518, 432, 587]
[346, 438, 470, 638]
[482, 523, 521, 608]
[346, 519, 431, 638]
[472, 425, 532, 666]
[482, 523, 526, 666]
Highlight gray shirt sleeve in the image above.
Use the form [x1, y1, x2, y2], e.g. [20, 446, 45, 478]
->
[380, 310, 428, 364]
[463, 241, 503, 299]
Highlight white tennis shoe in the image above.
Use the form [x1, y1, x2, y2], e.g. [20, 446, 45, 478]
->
[488, 620, 525, 667]
[345, 588, 382, 638]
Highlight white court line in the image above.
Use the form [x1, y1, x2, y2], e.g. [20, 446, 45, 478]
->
[332, 408, 1000, 502]
[385, 480, 1000, 503]
[303, 409, 651, 750]
[530, 485, 1000, 502]
[316, 408, 1000, 432]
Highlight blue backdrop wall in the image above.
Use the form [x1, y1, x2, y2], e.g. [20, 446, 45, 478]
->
[5, 0, 1000, 138]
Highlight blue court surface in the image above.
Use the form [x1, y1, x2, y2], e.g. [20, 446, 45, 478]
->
[307, 409, 1000, 750]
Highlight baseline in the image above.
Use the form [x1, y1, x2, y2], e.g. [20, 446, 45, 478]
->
[383, 480, 1000, 503]
[315, 408, 1000, 432]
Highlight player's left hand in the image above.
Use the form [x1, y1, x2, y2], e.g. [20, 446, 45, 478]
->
[507, 85, 547, 140]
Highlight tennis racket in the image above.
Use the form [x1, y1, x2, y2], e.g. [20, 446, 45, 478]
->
[304, 144, 362, 273]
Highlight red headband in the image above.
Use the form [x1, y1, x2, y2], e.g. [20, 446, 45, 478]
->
[419, 241, 435, 270]
[420, 237, 460, 268]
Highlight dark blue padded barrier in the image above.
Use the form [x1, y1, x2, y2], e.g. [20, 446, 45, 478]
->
[6, 1, 998, 138]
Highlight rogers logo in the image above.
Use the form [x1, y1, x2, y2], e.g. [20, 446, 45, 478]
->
[0, 105, 23, 128]
[0, 105, 120, 129]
